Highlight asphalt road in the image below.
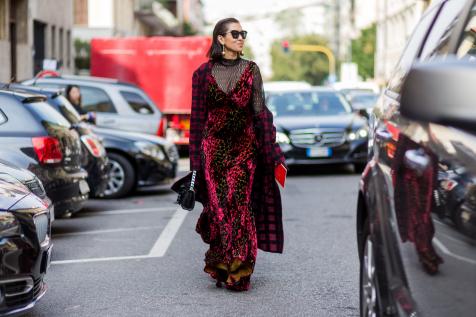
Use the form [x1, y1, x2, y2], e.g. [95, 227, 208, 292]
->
[25, 163, 361, 317]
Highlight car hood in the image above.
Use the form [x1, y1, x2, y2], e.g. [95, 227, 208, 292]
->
[0, 160, 36, 183]
[275, 114, 367, 132]
[92, 127, 171, 147]
[0, 177, 31, 210]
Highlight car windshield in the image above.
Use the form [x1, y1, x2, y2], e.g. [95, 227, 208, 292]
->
[25, 101, 71, 128]
[350, 94, 379, 109]
[267, 91, 352, 117]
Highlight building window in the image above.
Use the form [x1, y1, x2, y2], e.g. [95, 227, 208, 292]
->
[67, 30, 71, 68]
[51, 25, 56, 58]
[0, 0, 6, 40]
[59, 27, 64, 63]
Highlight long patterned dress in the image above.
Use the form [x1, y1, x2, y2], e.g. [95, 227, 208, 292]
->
[195, 58, 265, 291]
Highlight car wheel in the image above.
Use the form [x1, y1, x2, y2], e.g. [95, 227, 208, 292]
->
[453, 204, 476, 239]
[103, 153, 135, 199]
[360, 220, 380, 317]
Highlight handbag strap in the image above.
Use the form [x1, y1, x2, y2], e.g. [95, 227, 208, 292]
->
[189, 171, 197, 191]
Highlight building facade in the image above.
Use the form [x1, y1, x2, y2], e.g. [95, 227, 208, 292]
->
[0, 0, 74, 82]
[73, 0, 204, 41]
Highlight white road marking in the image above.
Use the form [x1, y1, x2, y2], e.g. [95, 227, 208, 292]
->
[53, 226, 162, 238]
[52, 255, 152, 265]
[79, 206, 176, 217]
[148, 207, 188, 257]
[433, 237, 476, 265]
[51, 207, 188, 265]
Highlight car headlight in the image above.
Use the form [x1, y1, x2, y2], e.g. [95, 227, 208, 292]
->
[0, 212, 20, 237]
[276, 132, 290, 144]
[347, 127, 369, 141]
[134, 141, 165, 160]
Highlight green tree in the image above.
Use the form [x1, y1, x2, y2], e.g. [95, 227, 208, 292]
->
[351, 24, 376, 80]
[271, 34, 334, 85]
[74, 39, 90, 71]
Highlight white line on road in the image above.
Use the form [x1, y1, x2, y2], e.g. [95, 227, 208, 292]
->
[433, 237, 476, 265]
[53, 226, 162, 238]
[79, 206, 176, 217]
[148, 207, 188, 257]
[51, 207, 188, 265]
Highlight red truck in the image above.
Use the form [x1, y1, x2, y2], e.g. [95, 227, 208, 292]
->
[90, 36, 212, 147]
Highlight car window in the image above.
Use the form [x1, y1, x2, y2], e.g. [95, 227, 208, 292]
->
[0, 109, 6, 126]
[421, 0, 468, 60]
[79, 86, 117, 113]
[120, 91, 155, 114]
[387, 6, 440, 93]
[268, 91, 351, 117]
[456, 4, 476, 59]
[24, 101, 71, 128]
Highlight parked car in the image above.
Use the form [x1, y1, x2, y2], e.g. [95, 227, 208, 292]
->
[9, 84, 109, 198]
[0, 169, 53, 315]
[0, 89, 89, 217]
[90, 127, 179, 198]
[357, 1, 476, 316]
[266, 87, 368, 171]
[11, 87, 179, 198]
[23, 75, 162, 136]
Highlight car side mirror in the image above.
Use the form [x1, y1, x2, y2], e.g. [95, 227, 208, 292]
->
[401, 58, 476, 132]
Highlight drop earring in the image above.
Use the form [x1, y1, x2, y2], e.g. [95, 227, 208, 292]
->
[222, 44, 225, 56]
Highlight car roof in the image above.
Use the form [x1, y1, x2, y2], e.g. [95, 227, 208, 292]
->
[8, 84, 62, 98]
[25, 74, 136, 88]
[0, 87, 47, 103]
[266, 86, 339, 94]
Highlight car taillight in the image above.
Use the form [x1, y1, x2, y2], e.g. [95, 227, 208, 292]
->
[32, 136, 63, 164]
[81, 135, 105, 158]
[157, 117, 167, 137]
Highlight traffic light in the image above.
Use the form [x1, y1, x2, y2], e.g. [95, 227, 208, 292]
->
[282, 40, 290, 53]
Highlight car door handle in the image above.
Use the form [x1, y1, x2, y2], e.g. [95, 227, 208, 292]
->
[404, 149, 431, 175]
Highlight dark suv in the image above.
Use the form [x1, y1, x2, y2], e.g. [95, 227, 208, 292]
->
[0, 90, 89, 217]
[357, 1, 476, 316]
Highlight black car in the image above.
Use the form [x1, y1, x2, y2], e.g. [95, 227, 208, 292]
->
[266, 88, 368, 171]
[9, 84, 109, 198]
[91, 126, 178, 199]
[0, 89, 89, 217]
[0, 168, 53, 315]
[357, 1, 476, 316]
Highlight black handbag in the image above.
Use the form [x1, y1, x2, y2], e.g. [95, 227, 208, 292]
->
[171, 171, 197, 211]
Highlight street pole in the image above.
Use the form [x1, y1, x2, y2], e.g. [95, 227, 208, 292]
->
[289, 44, 336, 82]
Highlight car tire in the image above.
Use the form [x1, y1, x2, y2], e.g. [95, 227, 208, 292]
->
[103, 153, 135, 199]
[359, 219, 381, 317]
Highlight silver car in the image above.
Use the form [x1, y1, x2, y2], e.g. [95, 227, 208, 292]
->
[23, 75, 162, 135]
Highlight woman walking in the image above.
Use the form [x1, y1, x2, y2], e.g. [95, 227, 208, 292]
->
[189, 17, 285, 291]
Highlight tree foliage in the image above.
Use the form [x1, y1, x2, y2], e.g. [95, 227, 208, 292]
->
[351, 24, 376, 80]
[271, 34, 334, 85]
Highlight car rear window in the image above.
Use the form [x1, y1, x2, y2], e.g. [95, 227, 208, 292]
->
[25, 101, 71, 128]
[268, 91, 352, 117]
[53, 95, 82, 124]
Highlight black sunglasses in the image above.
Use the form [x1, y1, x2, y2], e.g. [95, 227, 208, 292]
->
[224, 30, 248, 39]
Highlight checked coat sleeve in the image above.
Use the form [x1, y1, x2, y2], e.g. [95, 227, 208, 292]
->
[189, 63, 209, 172]
[251, 62, 285, 253]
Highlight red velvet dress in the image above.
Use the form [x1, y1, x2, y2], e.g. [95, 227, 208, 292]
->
[195, 58, 261, 290]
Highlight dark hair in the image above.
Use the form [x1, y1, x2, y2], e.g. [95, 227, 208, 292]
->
[65, 84, 81, 106]
[207, 17, 240, 60]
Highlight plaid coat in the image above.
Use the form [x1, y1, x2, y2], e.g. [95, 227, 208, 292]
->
[189, 61, 285, 254]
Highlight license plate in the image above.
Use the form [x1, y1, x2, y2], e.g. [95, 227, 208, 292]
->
[79, 180, 90, 195]
[307, 147, 332, 158]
